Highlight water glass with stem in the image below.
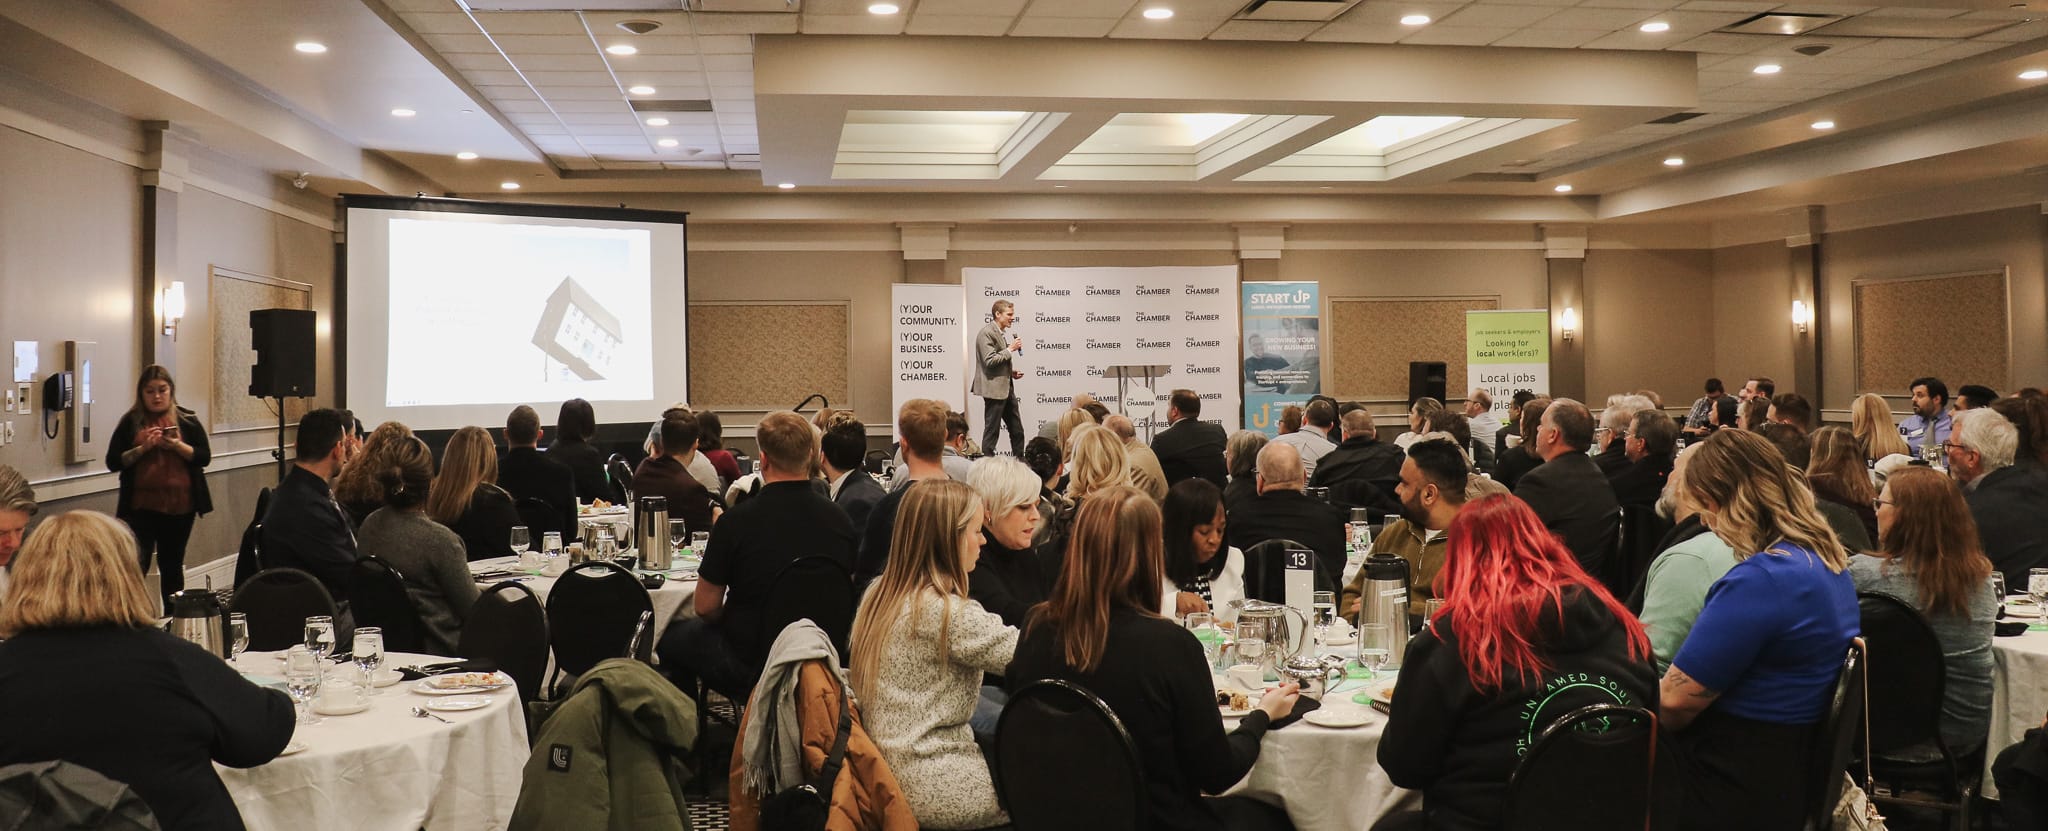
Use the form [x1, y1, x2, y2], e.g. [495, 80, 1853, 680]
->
[352, 627, 386, 695]
[2030, 568, 2048, 608]
[304, 615, 336, 662]
[284, 647, 323, 724]
[228, 612, 250, 663]
[1312, 590, 1337, 644]
[509, 525, 530, 558]
[670, 519, 688, 556]
[1358, 623, 1392, 679]
[1185, 612, 1224, 668]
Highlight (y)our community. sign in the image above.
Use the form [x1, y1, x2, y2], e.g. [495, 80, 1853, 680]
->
[1465, 310, 1550, 425]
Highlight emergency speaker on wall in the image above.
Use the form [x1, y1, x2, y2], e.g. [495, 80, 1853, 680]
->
[1408, 361, 1447, 405]
[249, 308, 316, 398]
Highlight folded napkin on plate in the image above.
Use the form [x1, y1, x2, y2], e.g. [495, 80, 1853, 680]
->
[397, 658, 499, 681]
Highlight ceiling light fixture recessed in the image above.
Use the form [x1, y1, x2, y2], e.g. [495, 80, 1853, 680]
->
[390, 108, 416, 117]
[1554, 184, 1574, 193]
[2022, 69, 2048, 80]
[645, 117, 669, 126]
[606, 44, 638, 56]
[1639, 21, 1670, 32]
[455, 151, 478, 160]
[869, 2, 901, 13]
[294, 41, 326, 54]
[1664, 156, 1685, 166]
[1143, 7, 1174, 19]
[1753, 63, 1782, 75]
[1400, 14, 1432, 25]
[1811, 120, 1835, 130]
[777, 183, 797, 190]
[627, 85, 656, 95]
[657, 138, 679, 148]
[500, 181, 520, 190]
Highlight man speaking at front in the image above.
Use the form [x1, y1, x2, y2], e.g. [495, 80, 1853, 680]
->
[973, 299, 1025, 457]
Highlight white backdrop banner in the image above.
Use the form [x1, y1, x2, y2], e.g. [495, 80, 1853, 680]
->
[891, 284, 967, 429]
[962, 266, 1241, 446]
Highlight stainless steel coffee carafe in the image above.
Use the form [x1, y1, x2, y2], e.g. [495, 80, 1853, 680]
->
[637, 495, 670, 571]
[1359, 552, 1413, 667]
[166, 589, 228, 659]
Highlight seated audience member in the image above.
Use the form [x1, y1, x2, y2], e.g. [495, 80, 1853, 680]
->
[848, 480, 1015, 831]
[1492, 397, 1550, 492]
[261, 408, 360, 599]
[630, 410, 717, 537]
[1227, 442, 1347, 587]
[0, 465, 35, 602]
[1741, 376, 1777, 402]
[1377, 495, 1657, 831]
[428, 426, 523, 562]
[1807, 426, 1878, 542]
[1513, 398, 1623, 585]
[496, 405, 577, 534]
[1766, 392, 1815, 434]
[1636, 389, 1664, 410]
[1463, 389, 1501, 453]
[1956, 384, 2000, 411]
[1105, 414, 1169, 501]
[1340, 438, 1470, 619]
[332, 421, 414, 527]
[1636, 446, 1738, 667]
[1276, 404, 1303, 436]
[1151, 389, 1229, 488]
[1022, 436, 1071, 554]
[356, 437, 476, 656]
[821, 416, 885, 537]
[941, 411, 977, 480]
[1903, 376, 1954, 456]
[1080, 401, 1112, 425]
[1035, 393, 1097, 441]
[966, 457, 1049, 629]
[1683, 378, 1728, 437]
[1222, 430, 1270, 512]
[1737, 397, 1771, 433]
[694, 410, 741, 486]
[643, 404, 726, 496]
[1066, 424, 1133, 506]
[1853, 393, 1911, 463]
[1008, 485, 1300, 831]
[1272, 399, 1338, 478]
[0, 511, 294, 830]
[1161, 479, 1245, 621]
[1393, 397, 1445, 450]
[1855, 466, 1996, 759]
[1496, 390, 1536, 457]
[1609, 409, 1677, 507]
[1427, 408, 1492, 473]
[662, 411, 856, 699]
[546, 398, 616, 504]
[858, 399, 952, 584]
[1055, 407, 1097, 458]
[1594, 394, 1655, 477]
[1947, 408, 2048, 589]
[1660, 429, 1859, 831]
[1759, 422, 1811, 470]
[1311, 410, 1405, 518]
[1990, 394, 2048, 470]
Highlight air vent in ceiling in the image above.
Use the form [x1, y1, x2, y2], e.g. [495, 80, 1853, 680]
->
[1647, 111, 1708, 124]
[690, 0, 801, 11]
[1809, 16, 2016, 38]
[1721, 12, 1845, 35]
[630, 99, 715, 113]
[1236, 0, 1362, 22]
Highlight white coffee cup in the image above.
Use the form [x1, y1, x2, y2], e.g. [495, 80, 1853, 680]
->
[1227, 663, 1265, 691]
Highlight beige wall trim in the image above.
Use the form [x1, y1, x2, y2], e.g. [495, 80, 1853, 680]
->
[689, 237, 1719, 254]
[27, 445, 281, 502]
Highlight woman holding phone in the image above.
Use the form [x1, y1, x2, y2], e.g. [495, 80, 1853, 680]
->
[107, 365, 211, 606]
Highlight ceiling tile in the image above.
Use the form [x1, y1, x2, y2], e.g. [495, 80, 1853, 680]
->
[1401, 25, 1521, 44]
[802, 14, 911, 34]
[1748, 37, 1868, 58]
[493, 100, 554, 113]
[507, 53, 609, 71]
[686, 13, 799, 34]
[1575, 0, 1682, 9]
[1917, 40, 2007, 61]
[711, 99, 756, 112]
[538, 86, 628, 100]
[1530, 7, 1654, 29]
[1641, 9, 1754, 33]
[557, 112, 640, 125]
[1853, 7, 1963, 19]
[467, 70, 528, 86]
[1024, 0, 1140, 18]
[1489, 27, 1602, 46]
[707, 71, 753, 85]
[905, 14, 1018, 36]
[1010, 16, 1119, 37]
[624, 71, 709, 86]
[387, 0, 459, 11]
[805, 0, 878, 12]
[492, 34, 602, 54]
[694, 35, 757, 54]
[422, 33, 497, 53]
[1207, 19, 1323, 40]
[1109, 18, 1227, 38]
[400, 12, 481, 35]
[1957, 8, 2041, 20]
[613, 35, 701, 55]
[1669, 32, 1777, 53]
[1304, 23, 1407, 42]
[1826, 38, 1953, 59]
[1437, 5, 1558, 27]
[549, 100, 634, 113]
[1578, 30, 1672, 49]
[921, 0, 1030, 13]
[522, 70, 618, 86]
[471, 11, 587, 35]
[479, 85, 540, 100]
[446, 52, 515, 71]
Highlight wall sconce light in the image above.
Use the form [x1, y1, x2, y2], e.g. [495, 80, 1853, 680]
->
[161, 281, 187, 339]
[1791, 299, 1812, 333]
[1559, 306, 1578, 342]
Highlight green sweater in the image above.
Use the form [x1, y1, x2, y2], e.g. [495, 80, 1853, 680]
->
[511, 659, 700, 831]
[1639, 526, 1739, 672]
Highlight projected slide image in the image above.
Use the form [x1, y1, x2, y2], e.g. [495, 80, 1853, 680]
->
[386, 219, 653, 407]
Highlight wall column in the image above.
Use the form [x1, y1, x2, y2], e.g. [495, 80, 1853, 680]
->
[1788, 206, 1824, 403]
[1543, 224, 1587, 402]
[1235, 223, 1286, 283]
[898, 223, 953, 284]
[139, 121, 189, 370]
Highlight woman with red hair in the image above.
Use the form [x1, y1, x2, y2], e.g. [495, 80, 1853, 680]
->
[1375, 494, 1657, 831]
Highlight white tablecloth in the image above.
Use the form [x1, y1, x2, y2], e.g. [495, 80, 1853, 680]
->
[1987, 622, 2048, 799]
[469, 555, 699, 643]
[220, 651, 529, 831]
[1218, 643, 1418, 831]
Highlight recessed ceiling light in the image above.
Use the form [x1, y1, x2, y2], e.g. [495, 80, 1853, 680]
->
[869, 2, 901, 13]
[657, 138, 679, 148]
[645, 117, 669, 126]
[1639, 21, 1670, 33]
[627, 85, 656, 95]
[294, 41, 326, 54]
[1143, 7, 1174, 19]
[1400, 14, 1432, 25]
[1753, 63, 1782, 75]
[1554, 184, 1574, 193]
[500, 181, 520, 190]
[1811, 120, 1836, 130]
[390, 108, 416, 117]
[1663, 156, 1685, 166]
[455, 151, 478, 160]
[2022, 69, 2048, 80]
[777, 182, 797, 189]
[605, 44, 638, 56]
[1053, 184, 1070, 188]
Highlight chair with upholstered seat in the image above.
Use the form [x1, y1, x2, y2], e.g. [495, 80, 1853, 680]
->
[346, 557, 429, 654]
[545, 561, 652, 696]
[1857, 593, 1981, 830]
[1240, 538, 1337, 603]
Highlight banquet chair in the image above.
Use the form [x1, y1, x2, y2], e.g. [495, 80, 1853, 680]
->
[230, 567, 339, 652]
[346, 557, 429, 654]
[1241, 539, 1337, 604]
[995, 680, 1146, 831]
[232, 487, 273, 588]
[514, 496, 564, 539]
[605, 455, 635, 503]
[1857, 592, 1980, 830]
[1589, 507, 1627, 599]
[1614, 504, 1671, 604]
[1501, 703, 1658, 831]
[754, 556, 857, 668]
[1803, 641, 1868, 831]
[459, 581, 550, 709]
[545, 561, 653, 697]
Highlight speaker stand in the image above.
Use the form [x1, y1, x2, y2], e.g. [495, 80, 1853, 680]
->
[271, 396, 288, 483]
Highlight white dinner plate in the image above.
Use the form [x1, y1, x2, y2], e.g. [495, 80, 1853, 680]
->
[412, 673, 514, 695]
[372, 669, 405, 688]
[2006, 604, 2043, 619]
[278, 741, 308, 757]
[312, 700, 370, 716]
[1304, 707, 1374, 729]
[424, 696, 493, 712]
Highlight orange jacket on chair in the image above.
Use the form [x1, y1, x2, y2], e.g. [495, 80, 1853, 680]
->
[729, 660, 920, 831]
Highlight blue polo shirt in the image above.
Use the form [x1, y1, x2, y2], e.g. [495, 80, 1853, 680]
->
[1671, 543, 1859, 725]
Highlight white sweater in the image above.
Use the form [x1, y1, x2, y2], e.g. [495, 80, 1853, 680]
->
[859, 590, 1017, 829]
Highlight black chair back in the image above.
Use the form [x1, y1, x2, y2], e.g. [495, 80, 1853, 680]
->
[347, 557, 429, 654]
[863, 449, 890, 476]
[1805, 642, 1867, 831]
[996, 680, 1146, 831]
[459, 581, 550, 705]
[605, 456, 635, 503]
[734, 451, 755, 476]
[1503, 704, 1658, 831]
[515, 496, 564, 538]
[233, 487, 273, 587]
[546, 561, 654, 684]
[755, 556, 856, 670]
[1588, 507, 1625, 596]
[1241, 538, 1334, 602]
[229, 567, 339, 652]
[1857, 593, 1947, 754]
[1615, 504, 1671, 603]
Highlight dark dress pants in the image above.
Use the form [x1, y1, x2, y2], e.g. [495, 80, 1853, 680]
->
[127, 509, 197, 602]
[983, 393, 1024, 456]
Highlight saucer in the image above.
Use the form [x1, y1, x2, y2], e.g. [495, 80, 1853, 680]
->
[372, 669, 405, 688]
[312, 700, 371, 716]
[1303, 707, 1374, 728]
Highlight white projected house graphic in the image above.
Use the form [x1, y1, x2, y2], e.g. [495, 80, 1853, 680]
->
[532, 277, 623, 381]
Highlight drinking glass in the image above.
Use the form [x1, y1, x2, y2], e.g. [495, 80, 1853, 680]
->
[352, 627, 386, 695]
[1358, 623, 1392, 678]
[1992, 572, 2008, 615]
[303, 615, 335, 662]
[542, 530, 564, 559]
[1312, 590, 1337, 641]
[1186, 612, 1225, 669]
[509, 525, 530, 557]
[284, 647, 323, 724]
[595, 528, 617, 560]
[228, 612, 250, 663]
[1237, 636, 1268, 679]
[670, 519, 688, 556]
[2029, 568, 2048, 608]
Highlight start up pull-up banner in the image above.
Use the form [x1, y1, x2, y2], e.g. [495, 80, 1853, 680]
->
[960, 266, 1242, 445]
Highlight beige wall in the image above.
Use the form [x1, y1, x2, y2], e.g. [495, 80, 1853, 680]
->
[1583, 248, 1716, 403]
[1711, 241, 1797, 393]
[687, 249, 901, 424]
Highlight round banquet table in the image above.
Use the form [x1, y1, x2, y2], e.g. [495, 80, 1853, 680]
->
[469, 554, 700, 643]
[1986, 614, 2048, 799]
[1217, 642, 1421, 831]
[219, 651, 529, 831]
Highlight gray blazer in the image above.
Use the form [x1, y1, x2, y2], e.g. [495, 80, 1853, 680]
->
[971, 321, 1015, 400]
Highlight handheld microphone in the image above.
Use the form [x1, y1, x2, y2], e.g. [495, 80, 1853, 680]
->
[1016, 329, 1024, 354]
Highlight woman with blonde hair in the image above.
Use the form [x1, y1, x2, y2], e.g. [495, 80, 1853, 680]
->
[1853, 393, 1911, 462]
[0, 511, 294, 830]
[1806, 425, 1878, 542]
[1008, 486, 1299, 831]
[1661, 429, 1859, 831]
[1065, 423, 1132, 503]
[1056, 408, 1096, 457]
[334, 420, 415, 526]
[847, 480, 1016, 830]
[429, 426, 522, 561]
[1854, 467, 1996, 757]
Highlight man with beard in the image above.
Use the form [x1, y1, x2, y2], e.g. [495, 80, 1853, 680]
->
[1338, 437, 1470, 622]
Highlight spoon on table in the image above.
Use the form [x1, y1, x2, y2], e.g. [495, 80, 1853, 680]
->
[411, 706, 452, 724]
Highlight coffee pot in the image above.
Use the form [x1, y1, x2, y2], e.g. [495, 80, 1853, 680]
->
[636, 495, 670, 571]
[1358, 552, 1414, 666]
[166, 589, 228, 659]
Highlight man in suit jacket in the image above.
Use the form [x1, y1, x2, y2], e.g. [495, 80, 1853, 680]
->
[1226, 441, 1348, 589]
[972, 299, 1025, 457]
[821, 415, 886, 538]
[497, 405, 577, 537]
[1950, 409, 2048, 589]
[1515, 398, 1623, 590]
[261, 408, 359, 601]
[1311, 409, 1405, 518]
[1151, 389, 1228, 489]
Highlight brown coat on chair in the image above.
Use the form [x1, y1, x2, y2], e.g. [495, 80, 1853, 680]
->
[729, 660, 920, 831]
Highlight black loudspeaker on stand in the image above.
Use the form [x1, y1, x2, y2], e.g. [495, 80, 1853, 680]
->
[250, 309, 317, 481]
[1408, 361, 1448, 406]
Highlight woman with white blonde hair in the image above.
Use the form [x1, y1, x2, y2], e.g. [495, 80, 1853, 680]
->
[0, 511, 294, 830]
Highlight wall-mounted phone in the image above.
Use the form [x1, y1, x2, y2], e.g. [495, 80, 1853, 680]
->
[42, 371, 72, 412]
